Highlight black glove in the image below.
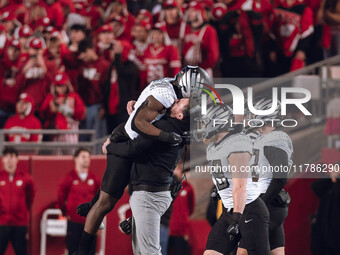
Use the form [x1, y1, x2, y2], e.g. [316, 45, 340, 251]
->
[170, 176, 183, 199]
[227, 212, 242, 241]
[76, 202, 92, 217]
[120, 217, 132, 235]
[181, 131, 191, 145]
[159, 131, 182, 146]
[211, 187, 221, 202]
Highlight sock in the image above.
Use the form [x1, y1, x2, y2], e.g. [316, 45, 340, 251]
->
[78, 231, 95, 254]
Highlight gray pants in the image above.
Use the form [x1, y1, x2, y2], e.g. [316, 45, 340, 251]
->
[130, 190, 172, 255]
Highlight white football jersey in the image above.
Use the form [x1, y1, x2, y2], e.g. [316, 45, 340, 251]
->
[253, 131, 293, 194]
[206, 133, 260, 209]
[125, 78, 177, 139]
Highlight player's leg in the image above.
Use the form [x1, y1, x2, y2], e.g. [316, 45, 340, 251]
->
[239, 198, 270, 255]
[75, 154, 132, 255]
[270, 247, 285, 255]
[84, 190, 118, 234]
[268, 206, 288, 255]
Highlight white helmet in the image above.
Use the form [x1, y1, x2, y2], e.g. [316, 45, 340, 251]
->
[173, 66, 213, 99]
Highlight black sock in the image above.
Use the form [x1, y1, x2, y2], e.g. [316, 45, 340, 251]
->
[78, 231, 95, 253]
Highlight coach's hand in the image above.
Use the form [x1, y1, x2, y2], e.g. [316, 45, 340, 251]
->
[159, 131, 182, 146]
[126, 100, 136, 115]
[102, 138, 110, 155]
[76, 202, 92, 217]
[227, 212, 242, 241]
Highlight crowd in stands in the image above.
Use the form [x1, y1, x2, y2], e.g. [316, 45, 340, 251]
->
[0, 0, 339, 142]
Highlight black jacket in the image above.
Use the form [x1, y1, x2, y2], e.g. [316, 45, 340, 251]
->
[106, 116, 189, 186]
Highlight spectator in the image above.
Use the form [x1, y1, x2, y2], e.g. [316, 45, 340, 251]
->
[68, 24, 87, 53]
[106, 15, 133, 42]
[0, 24, 9, 57]
[182, 1, 219, 77]
[21, 0, 47, 29]
[40, 72, 86, 142]
[271, 0, 314, 73]
[44, 0, 64, 30]
[162, 0, 186, 52]
[58, 148, 100, 255]
[96, 24, 115, 62]
[32, 16, 51, 36]
[104, 40, 139, 132]
[44, 31, 66, 73]
[168, 162, 195, 255]
[16, 37, 56, 112]
[0, 40, 25, 128]
[319, 0, 340, 58]
[135, 9, 153, 25]
[129, 20, 151, 91]
[104, 0, 135, 39]
[311, 167, 340, 255]
[143, 22, 181, 86]
[77, 38, 110, 139]
[16, 25, 33, 54]
[216, 0, 265, 77]
[0, 11, 20, 37]
[4, 93, 42, 143]
[0, 147, 35, 255]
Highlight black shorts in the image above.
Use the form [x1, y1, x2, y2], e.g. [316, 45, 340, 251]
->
[101, 123, 132, 199]
[206, 198, 270, 255]
[239, 202, 288, 251]
[205, 207, 239, 254]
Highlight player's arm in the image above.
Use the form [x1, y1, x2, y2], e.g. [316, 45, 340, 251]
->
[106, 135, 155, 158]
[229, 152, 251, 214]
[132, 96, 182, 145]
[260, 146, 289, 205]
[226, 152, 250, 240]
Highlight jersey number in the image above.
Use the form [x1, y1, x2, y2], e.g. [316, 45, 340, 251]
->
[211, 160, 230, 190]
[251, 149, 260, 182]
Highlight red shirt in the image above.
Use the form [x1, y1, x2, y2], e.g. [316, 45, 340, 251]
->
[0, 170, 35, 226]
[78, 57, 110, 105]
[0, 55, 27, 112]
[143, 44, 181, 85]
[40, 92, 86, 129]
[58, 170, 100, 224]
[169, 182, 195, 236]
[3, 114, 42, 142]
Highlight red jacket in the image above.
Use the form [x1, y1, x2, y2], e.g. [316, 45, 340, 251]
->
[4, 114, 42, 142]
[58, 170, 100, 224]
[182, 24, 220, 70]
[40, 92, 86, 130]
[0, 170, 35, 226]
[169, 182, 195, 236]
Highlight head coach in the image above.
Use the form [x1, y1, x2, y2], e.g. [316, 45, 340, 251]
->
[103, 97, 190, 255]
